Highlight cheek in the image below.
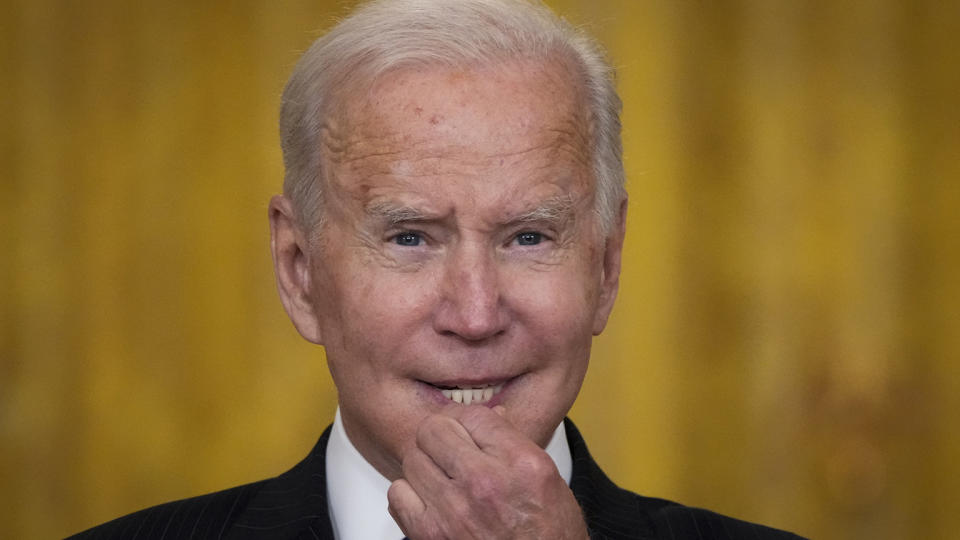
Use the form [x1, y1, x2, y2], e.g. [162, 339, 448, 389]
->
[323, 262, 438, 355]
[509, 264, 599, 340]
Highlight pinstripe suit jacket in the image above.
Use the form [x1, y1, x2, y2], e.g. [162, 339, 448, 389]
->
[70, 419, 804, 539]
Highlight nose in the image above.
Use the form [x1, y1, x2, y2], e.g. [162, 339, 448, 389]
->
[433, 241, 508, 342]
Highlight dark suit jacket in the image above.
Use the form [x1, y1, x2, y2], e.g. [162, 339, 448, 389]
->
[70, 419, 804, 539]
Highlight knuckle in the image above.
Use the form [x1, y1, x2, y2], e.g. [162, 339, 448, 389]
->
[386, 482, 401, 506]
[514, 450, 555, 479]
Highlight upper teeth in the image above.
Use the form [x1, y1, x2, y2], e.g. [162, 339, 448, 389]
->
[440, 384, 504, 405]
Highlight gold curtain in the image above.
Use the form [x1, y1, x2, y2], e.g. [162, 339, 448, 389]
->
[2, 1, 957, 538]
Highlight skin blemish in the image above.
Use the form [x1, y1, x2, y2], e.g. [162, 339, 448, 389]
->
[429, 114, 442, 125]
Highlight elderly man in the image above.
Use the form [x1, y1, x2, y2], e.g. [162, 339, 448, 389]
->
[73, 1, 802, 539]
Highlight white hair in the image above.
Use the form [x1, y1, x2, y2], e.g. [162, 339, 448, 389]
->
[279, 0, 625, 234]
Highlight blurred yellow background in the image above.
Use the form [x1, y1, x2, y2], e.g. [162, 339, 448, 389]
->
[2, 0, 958, 538]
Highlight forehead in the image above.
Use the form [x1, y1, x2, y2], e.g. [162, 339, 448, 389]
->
[320, 58, 593, 196]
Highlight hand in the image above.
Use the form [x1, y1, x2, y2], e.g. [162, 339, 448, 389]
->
[387, 405, 589, 540]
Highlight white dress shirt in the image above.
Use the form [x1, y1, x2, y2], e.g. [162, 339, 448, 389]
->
[325, 408, 573, 540]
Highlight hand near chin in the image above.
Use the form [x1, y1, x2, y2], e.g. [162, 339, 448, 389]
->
[387, 405, 589, 540]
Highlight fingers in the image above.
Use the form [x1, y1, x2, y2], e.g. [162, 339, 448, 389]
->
[392, 406, 588, 540]
[414, 413, 485, 479]
[403, 444, 455, 495]
[394, 446, 474, 539]
[387, 478, 423, 537]
[441, 406, 563, 496]
[442, 405, 529, 457]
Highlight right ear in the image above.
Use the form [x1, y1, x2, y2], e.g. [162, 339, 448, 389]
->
[269, 195, 323, 344]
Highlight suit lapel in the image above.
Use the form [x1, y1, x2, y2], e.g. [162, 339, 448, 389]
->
[228, 427, 336, 540]
[566, 418, 657, 539]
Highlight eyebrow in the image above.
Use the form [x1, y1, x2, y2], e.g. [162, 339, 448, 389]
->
[511, 194, 579, 226]
[364, 193, 581, 227]
[365, 200, 438, 225]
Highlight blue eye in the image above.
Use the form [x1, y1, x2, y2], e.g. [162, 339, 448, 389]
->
[393, 232, 422, 246]
[516, 232, 542, 246]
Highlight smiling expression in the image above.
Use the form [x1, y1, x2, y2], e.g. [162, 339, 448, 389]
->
[273, 57, 624, 480]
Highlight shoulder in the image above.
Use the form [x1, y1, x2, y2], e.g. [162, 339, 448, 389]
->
[68, 428, 334, 539]
[580, 479, 806, 540]
[67, 481, 268, 540]
[641, 500, 805, 540]
[564, 419, 805, 540]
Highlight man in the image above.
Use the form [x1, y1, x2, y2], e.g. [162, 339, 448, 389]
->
[73, 1, 802, 538]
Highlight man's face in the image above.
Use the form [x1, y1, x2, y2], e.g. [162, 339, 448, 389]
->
[279, 59, 623, 479]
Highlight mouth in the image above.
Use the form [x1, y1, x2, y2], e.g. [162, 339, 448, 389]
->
[423, 380, 508, 405]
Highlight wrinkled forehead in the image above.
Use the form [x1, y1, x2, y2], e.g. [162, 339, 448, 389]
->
[320, 57, 594, 186]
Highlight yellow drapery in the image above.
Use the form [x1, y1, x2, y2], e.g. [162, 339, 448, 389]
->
[2, 1, 957, 538]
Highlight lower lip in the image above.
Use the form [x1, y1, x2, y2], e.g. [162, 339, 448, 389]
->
[419, 378, 514, 408]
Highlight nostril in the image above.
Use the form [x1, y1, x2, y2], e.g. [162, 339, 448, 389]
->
[438, 326, 507, 342]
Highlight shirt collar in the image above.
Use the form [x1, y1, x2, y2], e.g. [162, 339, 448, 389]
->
[325, 408, 573, 540]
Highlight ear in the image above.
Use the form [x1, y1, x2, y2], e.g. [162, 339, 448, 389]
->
[269, 195, 324, 344]
[592, 197, 628, 335]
